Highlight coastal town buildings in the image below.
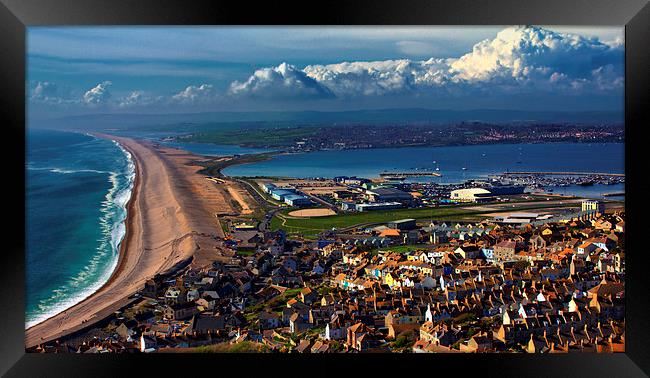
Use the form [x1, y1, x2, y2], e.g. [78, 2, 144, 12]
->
[28, 208, 626, 354]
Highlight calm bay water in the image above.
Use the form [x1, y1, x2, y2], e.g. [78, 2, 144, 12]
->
[221, 142, 624, 199]
[26, 129, 135, 328]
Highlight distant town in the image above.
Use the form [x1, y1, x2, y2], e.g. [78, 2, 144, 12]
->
[29, 156, 625, 353]
[174, 123, 624, 152]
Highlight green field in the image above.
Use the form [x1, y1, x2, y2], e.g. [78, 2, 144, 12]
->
[179, 126, 319, 147]
[271, 206, 478, 237]
[270, 201, 581, 238]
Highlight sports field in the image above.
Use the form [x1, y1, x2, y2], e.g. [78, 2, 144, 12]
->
[270, 200, 583, 238]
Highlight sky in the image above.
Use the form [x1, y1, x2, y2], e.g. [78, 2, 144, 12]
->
[27, 26, 624, 119]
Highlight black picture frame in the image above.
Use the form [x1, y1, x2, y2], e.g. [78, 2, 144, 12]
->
[1, 0, 649, 376]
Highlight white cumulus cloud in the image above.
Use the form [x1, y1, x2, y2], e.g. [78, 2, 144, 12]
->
[171, 84, 216, 104]
[449, 25, 622, 87]
[83, 81, 112, 105]
[304, 58, 452, 97]
[118, 90, 164, 108]
[229, 25, 623, 100]
[31, 81, 59, 101]
[229, 62, 334, 99]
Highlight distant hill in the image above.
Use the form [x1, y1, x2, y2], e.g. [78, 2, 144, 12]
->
[30, 108, 623, 130]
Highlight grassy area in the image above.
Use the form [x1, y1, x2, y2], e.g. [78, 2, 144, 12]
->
[236, 249, 256, 256]
[378, 244, 432, 253]
[272, 206, 475, 236]
[179, 126, 320, 147]
[270, 201, 580, 238]
[243, 288, 303, 317]
[196, 152, 279, 178]
[187, 341, 270, 353]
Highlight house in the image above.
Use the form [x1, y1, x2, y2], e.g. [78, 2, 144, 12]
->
[530, 235, 547, 250]
[164, 287, 184, 305]
[295, 339, 312, 353]
[190, 313, 225, 334]
[139, 334, 157, 353]
[290, 312, 312, 334]
[615, 221, 625, 233]
[300, 287, 317, 304]
[142, 279, 158, 298]
[259, 311, 282, 330]
[419, 321, 460, 347]
[324, 321, 345, 340]
[493, 240, 517, 261]
[460, 333, 494, 352]
[455, 245, 481, 259]
[163, 303, 199, 321]
[346, 322, 380, 351]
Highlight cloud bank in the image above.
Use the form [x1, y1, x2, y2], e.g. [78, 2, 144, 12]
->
[232, 26, 623, 99]
[229, 63, 334, 99]
[29, 26, 623, 112]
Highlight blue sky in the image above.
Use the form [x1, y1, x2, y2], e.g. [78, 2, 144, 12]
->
[27, 26, 624, 118]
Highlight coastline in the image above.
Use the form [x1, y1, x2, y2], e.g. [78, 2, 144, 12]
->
[25, 135, 190, 347]
[26, 134, 230, 348]
[25, 135, 136, 329]
[24, 135, 141, 345]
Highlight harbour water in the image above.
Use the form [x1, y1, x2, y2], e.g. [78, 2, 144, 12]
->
[220, 142, 624, 199]
[26, 129, 135, 328]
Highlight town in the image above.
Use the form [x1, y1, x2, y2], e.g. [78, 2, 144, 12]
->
[28, 169, 625, 354]
[175, 122, 624, 152]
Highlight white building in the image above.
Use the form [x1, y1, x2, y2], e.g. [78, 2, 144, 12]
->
[582, 200, 604, 214]
[450, 188, 493, 203]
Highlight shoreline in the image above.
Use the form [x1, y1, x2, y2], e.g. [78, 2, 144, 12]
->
[24, 134, 142, 344]
[25, 135, 136, 329]
[26, 133, 230, 348]
[25, 134, 212, 348]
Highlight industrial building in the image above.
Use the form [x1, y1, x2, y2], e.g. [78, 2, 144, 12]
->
[270, 189, 297, 201]
[486, 185, 526, 196]
[494, 212, 540, 224]
[365, 188, 414, 204]
[387, 219, 417, 230]
[261, 183, 277, 193]
[450, 188, 493, 203]
[355, 202, 404, 212]
[284, 194, 312, 207]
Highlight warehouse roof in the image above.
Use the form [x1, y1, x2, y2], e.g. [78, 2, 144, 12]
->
[451, 188, 492, 195]
[390, 219, 416, 224]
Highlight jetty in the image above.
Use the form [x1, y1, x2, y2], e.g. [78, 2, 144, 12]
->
[603, 192, 625, 197]
[380, 171, 442, 178]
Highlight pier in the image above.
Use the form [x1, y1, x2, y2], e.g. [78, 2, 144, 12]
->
[380, 171, 442, 178]
[502, 171, 624, 177]
[603, 192, 625, 197]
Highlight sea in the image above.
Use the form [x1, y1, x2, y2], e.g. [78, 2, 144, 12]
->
[26, 129, 135, 328]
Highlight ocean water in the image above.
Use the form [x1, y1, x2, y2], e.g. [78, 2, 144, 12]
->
[26, 129, 135, 328]
[222, 142, 625, 199]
